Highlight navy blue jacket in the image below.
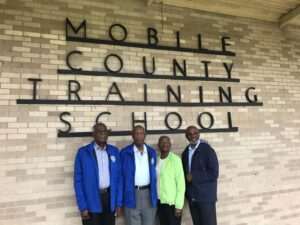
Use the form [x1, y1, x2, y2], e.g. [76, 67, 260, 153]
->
[117, 143, 157, 208]
[74, 141, 120, 212]
[182, 141, 219, 203]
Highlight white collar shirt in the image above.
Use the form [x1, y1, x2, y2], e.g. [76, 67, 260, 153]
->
[94, 143, 110, 189]
[134, 144, 150, 186]
[188, 140, 201, 173]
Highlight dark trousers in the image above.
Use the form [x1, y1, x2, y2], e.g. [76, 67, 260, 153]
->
[157, 200, 181, 225]
[188, 202, 217, 225]
[82, 192, 115, 225]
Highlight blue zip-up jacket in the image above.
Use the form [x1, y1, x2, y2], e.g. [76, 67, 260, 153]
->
[117, 143, 157, 208]
[74, 141, 120, 212]
[182, 141, 219, 203]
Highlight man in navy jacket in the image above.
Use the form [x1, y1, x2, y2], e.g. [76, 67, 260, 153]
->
[117, 125, 157, 225]
[182, 125, 219, 225]
[74, 123, 121, 225]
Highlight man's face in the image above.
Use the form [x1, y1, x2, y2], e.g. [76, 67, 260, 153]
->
[132, 126, 145, 146]
[93, 124, 108, 145]
[158, 136, 171, 153]
[185, 127, 200, 145]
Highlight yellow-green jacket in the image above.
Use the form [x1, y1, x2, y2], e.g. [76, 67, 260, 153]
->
[158, 152, 185, 209]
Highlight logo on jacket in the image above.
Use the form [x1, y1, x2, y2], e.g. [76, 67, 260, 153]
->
[110, 155, 116, 163]
[151, 158, 154, 165]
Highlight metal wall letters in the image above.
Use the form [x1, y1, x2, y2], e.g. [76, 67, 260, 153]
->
[16, 18, 263, 137]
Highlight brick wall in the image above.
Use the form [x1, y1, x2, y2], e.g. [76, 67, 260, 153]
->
[0, 0, 299, 225]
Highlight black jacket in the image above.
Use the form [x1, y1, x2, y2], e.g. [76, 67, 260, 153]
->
[182, 141, 219, 203]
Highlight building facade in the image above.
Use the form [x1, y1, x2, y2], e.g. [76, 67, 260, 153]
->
[0, 0, 300, 224]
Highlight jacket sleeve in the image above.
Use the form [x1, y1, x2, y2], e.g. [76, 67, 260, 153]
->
[174, 157, 186, 209]
[192, 146, 219, 185]
[74, 150, 88, 211]
[116, 149, 124, 207]
[181, 148, 189, 174]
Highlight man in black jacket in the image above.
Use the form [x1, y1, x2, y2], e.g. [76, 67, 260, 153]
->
[182, 125, 219, 225]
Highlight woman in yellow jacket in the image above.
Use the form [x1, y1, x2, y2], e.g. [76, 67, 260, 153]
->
[156, 136, 185, 225]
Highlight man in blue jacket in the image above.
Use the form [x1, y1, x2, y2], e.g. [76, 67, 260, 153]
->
[182, 125, 219, 225]
[74, 123, 121, 225]
[117, 125, 157, 225]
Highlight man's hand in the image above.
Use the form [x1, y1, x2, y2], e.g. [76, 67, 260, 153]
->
[186, 173, 193, 182]
[174, 208, 182, 217]
[81, 209, 90, 220]
[115, 207, 121, 217]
